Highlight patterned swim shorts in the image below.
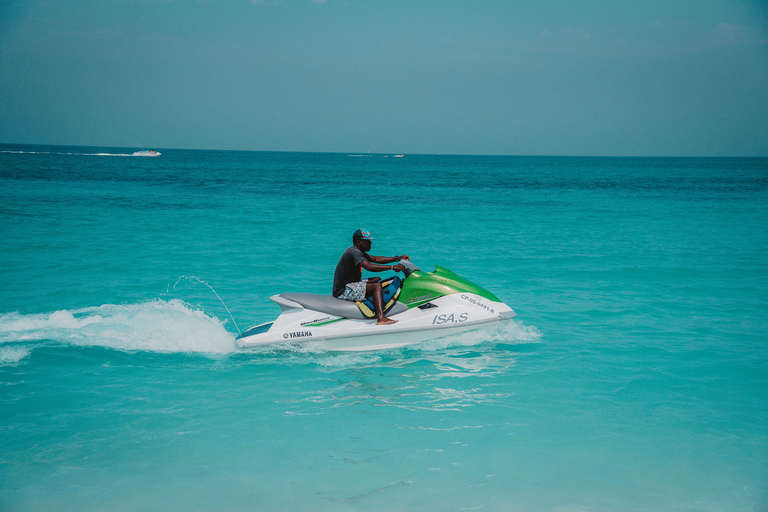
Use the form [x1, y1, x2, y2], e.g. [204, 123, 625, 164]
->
[339, 279, 368, 302]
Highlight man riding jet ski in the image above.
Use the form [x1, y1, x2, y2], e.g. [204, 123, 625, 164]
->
[235, 229, 516, 352]
[332, 229, 409, 325]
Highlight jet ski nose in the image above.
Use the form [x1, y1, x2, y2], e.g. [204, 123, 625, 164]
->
[499, 309, 516, 319]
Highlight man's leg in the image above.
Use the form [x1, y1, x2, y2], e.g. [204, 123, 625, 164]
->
[365, 281, 397, 325]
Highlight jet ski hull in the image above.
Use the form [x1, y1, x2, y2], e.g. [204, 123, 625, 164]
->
[236, 292, 515, 352]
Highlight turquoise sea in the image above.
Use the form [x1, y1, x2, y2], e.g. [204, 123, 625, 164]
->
[1, 144, 766, 511]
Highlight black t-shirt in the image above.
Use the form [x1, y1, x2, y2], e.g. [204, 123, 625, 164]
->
[332, 246, 372, 297]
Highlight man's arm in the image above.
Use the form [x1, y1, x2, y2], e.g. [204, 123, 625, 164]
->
[368, 254, 409, 264]
[360, 260, 405, 273]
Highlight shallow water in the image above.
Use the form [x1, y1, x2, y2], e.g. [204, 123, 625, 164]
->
[1, 145, 767, 510]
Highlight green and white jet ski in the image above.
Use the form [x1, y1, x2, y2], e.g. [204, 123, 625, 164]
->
[235, 260, 516, 351]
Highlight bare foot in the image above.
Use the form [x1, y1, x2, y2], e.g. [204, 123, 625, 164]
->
[376, 318, 398, 325]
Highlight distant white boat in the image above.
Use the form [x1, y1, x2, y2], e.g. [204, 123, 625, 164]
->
[394, 154, 405, 157]
[133, 150, 161, 157]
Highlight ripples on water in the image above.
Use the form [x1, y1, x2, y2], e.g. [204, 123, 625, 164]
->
[1, 146, 766, 511]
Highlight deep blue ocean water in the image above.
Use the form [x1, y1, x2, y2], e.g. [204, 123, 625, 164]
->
[1, 144, 767, 511]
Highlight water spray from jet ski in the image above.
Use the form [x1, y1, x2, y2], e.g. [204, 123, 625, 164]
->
[171, 276, 241, 335]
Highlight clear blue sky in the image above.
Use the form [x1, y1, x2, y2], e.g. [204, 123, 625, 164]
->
[1, 0, 766, 156]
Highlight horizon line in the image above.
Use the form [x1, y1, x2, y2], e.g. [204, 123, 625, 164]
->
[1, 142, 766, 159]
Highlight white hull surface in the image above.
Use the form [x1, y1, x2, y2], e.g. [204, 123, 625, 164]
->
[236, 292, 515, 352]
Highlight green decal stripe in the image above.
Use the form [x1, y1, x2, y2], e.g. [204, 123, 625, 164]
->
[404, 297, 438, 308]
[305, 318, 346, 327]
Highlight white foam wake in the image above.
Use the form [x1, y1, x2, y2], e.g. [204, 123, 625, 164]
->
[0, 299, 235, 360]
[412, 319, 541, 352]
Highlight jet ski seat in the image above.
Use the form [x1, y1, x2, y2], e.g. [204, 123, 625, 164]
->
[274, 293, 407, 320]
[275, 276, 406, 320]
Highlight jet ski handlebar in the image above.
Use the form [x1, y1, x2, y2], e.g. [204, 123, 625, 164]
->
[398, 259, 420, 277]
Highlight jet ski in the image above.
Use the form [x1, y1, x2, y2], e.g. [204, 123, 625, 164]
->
[235, 260, 516, 351]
